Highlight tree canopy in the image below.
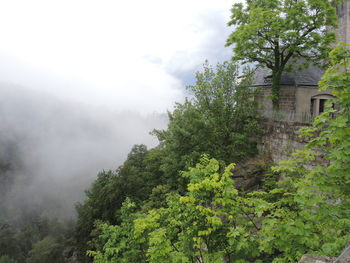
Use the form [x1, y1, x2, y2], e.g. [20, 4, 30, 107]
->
[75, 144, 166, 262]
[85, 44, 350, 262]
[226, 0, 342, 109]
[153, 61, 260, 191]
[75, 61, 261, 261]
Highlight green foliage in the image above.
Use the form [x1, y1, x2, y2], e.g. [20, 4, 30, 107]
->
[77, 61, 261, 261]
[75, 144, 165, 262]
[0, 211, 72, 263]
[0, 222, 19, 260]
[154, 61, 260, 191]
[226, 0, 341, 109]
[141, 184, 173, 211]
[260, 43, 350, 262]
[134, 156, 263, 263]
[84, 45, 350, 262]
[75, 170, 121, 262]
[88, 198, 147, 263]
[26, 236, 63, 263]
[0, 255, 17, 263]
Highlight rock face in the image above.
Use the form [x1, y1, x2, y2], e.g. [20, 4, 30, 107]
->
[232, 155, 271, 191]
[298, 237, 350, 263]
[62, 246, 81, 263]
[298, 254, 336, 263]
[335, 238, 350, 263]
[258, 118, 311, 165]
[258, 118, 328, 167]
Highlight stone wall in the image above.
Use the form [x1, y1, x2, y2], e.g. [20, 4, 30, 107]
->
[258, 118, 311, 164]
[258, 86, 295, 112]
[279, 86, 295, 111]
[258, 118, 328, 165]
[335, 0, 350, 44]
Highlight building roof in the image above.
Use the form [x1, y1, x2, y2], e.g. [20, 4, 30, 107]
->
[252, 64, 325, 87]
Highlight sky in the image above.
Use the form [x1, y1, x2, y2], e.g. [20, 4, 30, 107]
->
[0, 0, 241, 217]
[0, 0, 239, 113]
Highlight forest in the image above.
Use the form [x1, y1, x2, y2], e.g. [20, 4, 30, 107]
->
[1, 0, 350, 262]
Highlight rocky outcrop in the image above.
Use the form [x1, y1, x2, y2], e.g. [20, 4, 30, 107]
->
[298, 254, 336, 263]
[258, 118, 311, 164]
[342, 237, 350, 262]
[298, 237, 350, 263]
[258, 118, 328, 167]
[232, 154, 272, 191]
[63, 246, 81, 263]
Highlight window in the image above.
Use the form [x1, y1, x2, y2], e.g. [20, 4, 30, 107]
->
[310, 98, 316, 116]
[319, 99, 326, 113]
[310, 94, 335, 117]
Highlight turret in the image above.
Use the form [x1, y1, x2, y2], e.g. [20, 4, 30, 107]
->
[335, 0, 350, 44]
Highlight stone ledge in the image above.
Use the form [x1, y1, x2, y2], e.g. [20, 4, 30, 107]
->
[298, 254, 336, 263]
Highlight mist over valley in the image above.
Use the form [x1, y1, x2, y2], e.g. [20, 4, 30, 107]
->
[0, 84, 168, 219]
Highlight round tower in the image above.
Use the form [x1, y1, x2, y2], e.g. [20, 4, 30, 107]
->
[336, 0, 350, 43]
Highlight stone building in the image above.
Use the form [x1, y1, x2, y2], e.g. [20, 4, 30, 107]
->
[253, 65, 334, 123]
[253, 0, 350, 123]
[257, 0, 349, 163]
[335, 0, 350, 45]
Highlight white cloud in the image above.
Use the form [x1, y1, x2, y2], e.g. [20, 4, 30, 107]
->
[0, 0, 239, 112]
[0, 0, 245, 216]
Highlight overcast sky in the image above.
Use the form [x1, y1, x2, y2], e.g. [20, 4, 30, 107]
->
[0, 0, 239, 113]
[0, 1, 243, 216]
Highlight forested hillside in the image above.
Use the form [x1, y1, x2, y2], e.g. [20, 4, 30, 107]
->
[75, 60, 261, 262]
[2, 45, 349, 263]
[0, 137, 75, 263]
[1, 1, 349, 262]
[77, 44, 350, 263]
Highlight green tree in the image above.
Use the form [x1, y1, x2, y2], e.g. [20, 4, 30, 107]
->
[75, 170, 124, 262]
[134, 156, 264, 263]
[0, 255, 17, 263]
[79, 44, 350, 263]
[26, 236, 63, 263]
[226, 0, 341, 109]
[88, 198, 147, 263]
[75, 145, 165, 262]
[259, 43, 350, 262]
[154, 61, 260, 191]
[0, 222, 19, 260]
[118, 144, 158, 203]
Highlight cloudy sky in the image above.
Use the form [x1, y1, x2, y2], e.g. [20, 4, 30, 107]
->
[0, 1, 242, 215]
[0, 0, 238, 113]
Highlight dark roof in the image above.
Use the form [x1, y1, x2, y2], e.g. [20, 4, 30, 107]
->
[252, 64, 325, 87]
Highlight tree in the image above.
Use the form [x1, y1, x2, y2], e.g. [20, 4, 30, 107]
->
[87, 198, 147, 263]
[92, 157, 262, 263]
[75, 145, 165, 262]
[75, 170, 122, 262]
[79, 45, 350, 263]
[260, 43, 350, 262]
[0, 222, 19, 260]
[154, 61, 260, 191]
[26, 236, 63, 263]
[0, 255, 17, 263]
[226, 0, 342, 109]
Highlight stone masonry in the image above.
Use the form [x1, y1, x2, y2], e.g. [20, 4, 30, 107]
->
[258, 118, 311, 164]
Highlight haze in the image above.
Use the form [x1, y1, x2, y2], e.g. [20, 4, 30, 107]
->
[0, 0, 238, 217]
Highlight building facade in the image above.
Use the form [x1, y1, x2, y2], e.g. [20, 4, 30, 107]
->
[253, 65, 334, 123]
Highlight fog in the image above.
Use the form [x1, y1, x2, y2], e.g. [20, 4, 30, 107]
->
[0, 84, 168, 219]
[0, 0, 236, 222]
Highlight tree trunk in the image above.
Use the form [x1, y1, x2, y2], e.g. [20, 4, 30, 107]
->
[271, 70, 282, 110]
